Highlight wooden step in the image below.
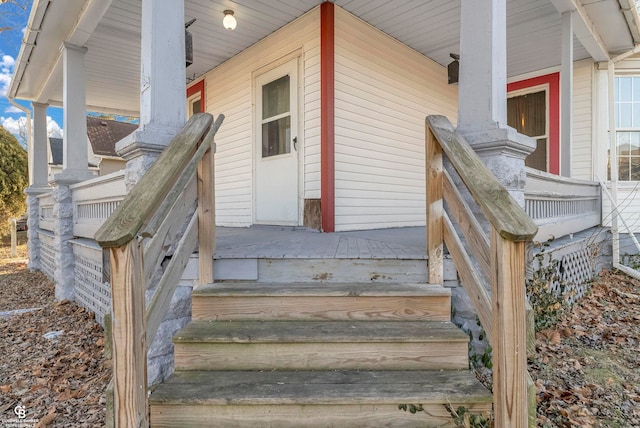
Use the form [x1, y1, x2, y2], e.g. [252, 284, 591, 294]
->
[192, 282, 451, 322]
[174, 320, 469, 371]
[150, 370, 492, 427]
[212, 258, 428, 283]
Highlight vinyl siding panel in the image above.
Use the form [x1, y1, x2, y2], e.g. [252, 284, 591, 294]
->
[572, 59, 593, 180]
[202, 8, 320, 226]
[334, 7, 457, 231]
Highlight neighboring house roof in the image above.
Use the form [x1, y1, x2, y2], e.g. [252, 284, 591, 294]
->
[48, 137, 63, 166]
[48, 117, 135, 167]
[86, 117, 137, 157]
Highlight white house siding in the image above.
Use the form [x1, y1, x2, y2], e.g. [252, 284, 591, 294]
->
[202, 8, 320, 227]
[333, 8, 458, 231]
[572, 59, 594, 180]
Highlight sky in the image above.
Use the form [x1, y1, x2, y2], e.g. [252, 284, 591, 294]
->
[1, 0, 64, 148]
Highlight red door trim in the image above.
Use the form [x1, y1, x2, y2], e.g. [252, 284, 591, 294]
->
[320, 2, 335, 232]
[507, 72, 560, 175]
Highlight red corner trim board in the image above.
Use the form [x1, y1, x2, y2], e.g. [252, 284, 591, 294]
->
[320, 1, 335, 232]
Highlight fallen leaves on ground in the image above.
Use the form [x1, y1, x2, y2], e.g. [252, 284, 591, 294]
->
[529, 269, 640, 427]
[1, 238, 110, 427]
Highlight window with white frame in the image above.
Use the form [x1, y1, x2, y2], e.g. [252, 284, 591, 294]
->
[612, 76, 640, 181]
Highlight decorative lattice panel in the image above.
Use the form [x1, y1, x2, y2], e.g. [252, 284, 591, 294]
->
[73, 246, 111, 326]
[39, 232, 56, 281]
[550, 247, 594, 305]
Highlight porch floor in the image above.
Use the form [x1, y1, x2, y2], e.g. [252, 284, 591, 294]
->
[214, 226, 427, 260]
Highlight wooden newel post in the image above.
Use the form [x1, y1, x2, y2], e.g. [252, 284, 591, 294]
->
[491, 229, 528, 427]
[110, 239, 148, 428]
[426, 127, 444, 285]
[197, 145, 215, 286]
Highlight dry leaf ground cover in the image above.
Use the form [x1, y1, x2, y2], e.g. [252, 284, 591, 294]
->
[0, 233, 110, 427]
[530, 269, 640, 427]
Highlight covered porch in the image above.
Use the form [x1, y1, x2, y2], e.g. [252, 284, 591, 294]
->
[8, 0, 640, 426]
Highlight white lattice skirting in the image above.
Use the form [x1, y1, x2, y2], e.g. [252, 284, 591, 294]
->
[71, 240, 110, 326]
[551, 246, 594, 305]
[38, 230, 56, 281]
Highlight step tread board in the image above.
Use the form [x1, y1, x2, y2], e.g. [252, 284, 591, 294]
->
[193, 282, 449, 297]
[150, 370, 492, 406]
[174, 320, 469, 344]
[192, 295, 451, 322]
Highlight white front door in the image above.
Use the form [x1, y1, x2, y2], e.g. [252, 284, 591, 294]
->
[255, 59, 299, 225]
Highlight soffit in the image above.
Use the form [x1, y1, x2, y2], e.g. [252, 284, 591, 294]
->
[13, 0, 637, 114]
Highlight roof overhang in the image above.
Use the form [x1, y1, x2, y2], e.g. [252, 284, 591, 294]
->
[9, 0, 640, 115]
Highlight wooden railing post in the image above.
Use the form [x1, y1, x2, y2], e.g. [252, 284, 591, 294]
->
[426, 127, 444, 284]
[491, 229, 528, 427]
[109, 239, 148, 428]
[197, 145, 215, 285]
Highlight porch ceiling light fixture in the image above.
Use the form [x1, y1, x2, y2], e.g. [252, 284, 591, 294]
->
[223, 10, 237, 30]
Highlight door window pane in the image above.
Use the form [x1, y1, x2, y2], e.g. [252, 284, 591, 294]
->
[262, 75, 290, 119]
[262, 116, 291, 158]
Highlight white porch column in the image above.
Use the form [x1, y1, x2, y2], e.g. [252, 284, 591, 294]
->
[49, 43, 92, 301]
[53, 42, 93, 184]
[24, 102, 52, 271]
[457, 0, 535, 207]
[31, 102, 50, 188]
[112, 0, 189, 386]
[117, 0, 187, 190]
[458, 0, 507, 133]
[561, 11, 574, 177]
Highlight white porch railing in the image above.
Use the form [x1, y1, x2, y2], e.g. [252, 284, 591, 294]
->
[524, 167, 601, 242]
[37, 192, 55, 231]
[70, 170, 127, 239]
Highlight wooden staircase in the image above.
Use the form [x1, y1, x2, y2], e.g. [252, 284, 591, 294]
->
[149, 273, 492, 427]
[97, 114, 535, 426]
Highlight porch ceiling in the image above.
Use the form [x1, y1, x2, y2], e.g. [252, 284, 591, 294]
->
[9, 0, 640, 115]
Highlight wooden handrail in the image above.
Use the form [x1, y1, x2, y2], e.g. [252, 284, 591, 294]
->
[141, 115, 224, 239]
[426, 115, 537, 427]
[97, 113, 224, 428]
[95, 113, 214, 248]
[426, 115, 537, 242]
